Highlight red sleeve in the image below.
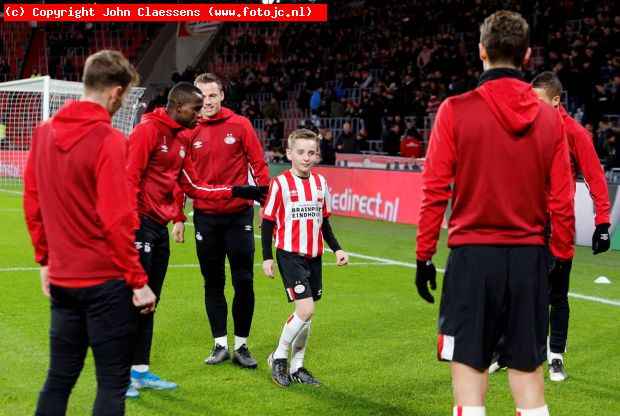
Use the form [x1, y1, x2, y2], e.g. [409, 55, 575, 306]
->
[172, 182, 187, 223]
[415, 100, 457, 261]
[94, 132, 148, 289]
[548, 117, 576, 260]
[262, 177, 282, 221]
[571, 123, 611, 225]
[241, 118, 271, 186]
[126, 122, 158, 225]
[23, 126, 49, 266]
[177, 154, 233, 200]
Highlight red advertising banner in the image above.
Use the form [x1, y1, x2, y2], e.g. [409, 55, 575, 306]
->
[4, 4, 327, 22]
[0, 150, 28, 178]
[312, 166, 426, 225]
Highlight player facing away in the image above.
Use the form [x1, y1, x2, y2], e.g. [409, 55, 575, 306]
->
[415, 11, 575, 416]
[261, 129, 348, 387]
[531, 71, 610, 380]
[24, 50, 157, 416]
[181, 73, 270, 369]
[125, 82, 268, 397]
[489, 72, 612, 381]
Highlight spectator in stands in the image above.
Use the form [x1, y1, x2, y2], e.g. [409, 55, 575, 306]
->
[262, 97, 280, 120]
[309, 86, 323, 115]
[330, 96, 346, 118]
[335, 121, 358, 153]
[0, 59, 10, 82]
[62, 58, 75, 80]
[319, 130, 336, 165]
[404, 119, 423, 141]
[381, 123, 401, 156]
[604, 129, 620, 171]
[30, 67, 42, 78]
[145, 88, 168, 114]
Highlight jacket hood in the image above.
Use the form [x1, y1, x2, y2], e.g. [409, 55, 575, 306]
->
[141, 107, 183, 130]
[477, 73, 541, 136]
[198, 107, 235, 125]
[52, 100, 111, 152]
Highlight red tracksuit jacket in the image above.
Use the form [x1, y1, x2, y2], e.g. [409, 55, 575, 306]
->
[23, 100, 147, 289]
[560, 105, 610, 225]
[127, 108, 233, 225]
[416, 76, 575, 261]
[181, 107, 270, 215]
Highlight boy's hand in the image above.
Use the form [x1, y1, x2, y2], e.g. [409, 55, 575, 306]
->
[335, 250, 348, 266]
[263, 259, 275, 278]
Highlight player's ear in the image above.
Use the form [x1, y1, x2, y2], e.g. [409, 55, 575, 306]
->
[552, 95, 561, 108]
[286, 148, 292, 161]
[522, 47, 532, 66]
[478, 43, 487, 62]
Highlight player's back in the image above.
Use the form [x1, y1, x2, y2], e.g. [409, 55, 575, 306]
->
[446, 76, 567, 248]
[32, 100, 129, 282]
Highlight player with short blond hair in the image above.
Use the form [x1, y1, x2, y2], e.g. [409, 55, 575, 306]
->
[261, 128, 348, 387]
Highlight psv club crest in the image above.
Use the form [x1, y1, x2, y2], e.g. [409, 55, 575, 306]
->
[224, 133, 236, 144]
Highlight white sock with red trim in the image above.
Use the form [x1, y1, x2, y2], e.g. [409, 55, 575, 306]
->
[453, 406, 486, 416]
[273, 313, 306, 359]
[290, 320, 311, 373]
[516, 405, 549, 416]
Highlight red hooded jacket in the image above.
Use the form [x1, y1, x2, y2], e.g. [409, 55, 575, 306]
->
[560, 105, 610, 225]
[23, 100, 147, 289]
[180, 107, 270, 215]
[416, 74, 575, 261]
[127, 108, 233, 225]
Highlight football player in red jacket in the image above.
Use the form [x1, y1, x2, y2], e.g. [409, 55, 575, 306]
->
[24, 50, 156, 416]
[415, 12, 575, 416]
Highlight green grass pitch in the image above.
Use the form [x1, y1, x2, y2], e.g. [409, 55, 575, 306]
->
[0, 187, 618, 415]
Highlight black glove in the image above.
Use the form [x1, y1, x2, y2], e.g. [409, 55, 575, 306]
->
[548, 259, 572, 288]
[416, 259, 437, 303]
[232, 185, 269, 205]
[592, 223, 611, 255]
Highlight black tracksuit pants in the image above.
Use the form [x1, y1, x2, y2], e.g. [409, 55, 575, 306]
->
[193, 207, 255, 339]
[133, 216, 170, 365]
[36, 280, 137, 416]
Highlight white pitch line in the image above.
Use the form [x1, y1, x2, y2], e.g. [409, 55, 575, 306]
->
[2, 222, 617, 306]
[0, 189, 24, 195]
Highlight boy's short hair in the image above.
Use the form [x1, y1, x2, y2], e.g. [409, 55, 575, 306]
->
[531, 71, 563, 100]
[83, 50, 139, 92]
[194, 73, 223, 92]
[480, 10, 530, 68]
[287, 128, 320, 149]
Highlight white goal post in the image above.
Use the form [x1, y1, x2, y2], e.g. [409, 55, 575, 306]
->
[0, 76, 145, 187]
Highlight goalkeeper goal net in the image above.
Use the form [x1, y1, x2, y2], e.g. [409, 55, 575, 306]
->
[0, 76, 145, 187]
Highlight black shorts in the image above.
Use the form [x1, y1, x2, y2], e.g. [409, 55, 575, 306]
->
[437, 245, 548, 370]
[275, 249, 322, 302]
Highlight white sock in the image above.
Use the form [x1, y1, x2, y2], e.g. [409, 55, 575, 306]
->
[214, 336, 228, 349]
[453, 406, 485, 416]
[516, 404, 549, 416]
[548, 352, 563, 363]
[131, 365, 149, 373]
[290, 320, 311, 373]
[273, 313, 306, 359]
[234, 336, 247, 351]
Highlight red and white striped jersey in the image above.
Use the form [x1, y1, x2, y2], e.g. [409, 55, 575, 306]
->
[262, 170, 331, 257]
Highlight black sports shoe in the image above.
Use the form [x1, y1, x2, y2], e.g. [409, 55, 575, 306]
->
[549, 358, 568, 382]
[233, 345, 258, 369]
[204, 344, 230, 365]
[289, 367, 321, 386]
[268, 352, 290, 387]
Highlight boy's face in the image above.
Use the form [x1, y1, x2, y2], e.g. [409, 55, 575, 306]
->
[287, 138, 318, 177]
